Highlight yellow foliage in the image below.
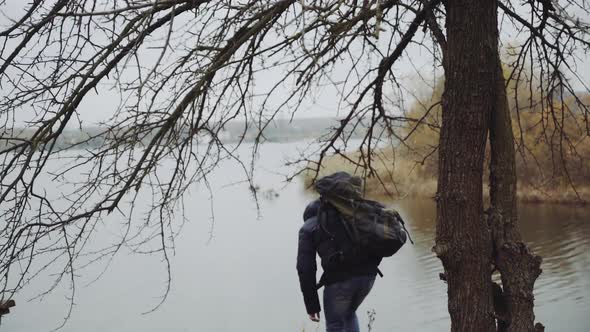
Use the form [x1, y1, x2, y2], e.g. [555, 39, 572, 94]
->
[305, 72, 590, 204]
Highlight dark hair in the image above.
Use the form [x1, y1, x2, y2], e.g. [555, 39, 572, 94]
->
[314, 171, 363, 199]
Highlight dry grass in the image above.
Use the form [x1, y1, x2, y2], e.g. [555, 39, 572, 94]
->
[302, 147, 438, 201]
[303, 145, 590, 205]
[304, 71, 590, 205]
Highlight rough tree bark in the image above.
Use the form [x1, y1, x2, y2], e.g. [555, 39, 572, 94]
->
[433, 1, 499, 331]
[489, 57, 544, 332]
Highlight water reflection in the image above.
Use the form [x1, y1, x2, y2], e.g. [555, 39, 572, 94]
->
[2, 142, 589, 332]
[385, 198, 590, 331]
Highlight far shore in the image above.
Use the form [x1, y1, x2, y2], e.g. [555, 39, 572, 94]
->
[302, 160, 589, 206]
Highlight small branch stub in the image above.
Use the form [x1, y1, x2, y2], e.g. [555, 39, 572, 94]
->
[432, 243, 450, 258]
[0, 299, 15, 316]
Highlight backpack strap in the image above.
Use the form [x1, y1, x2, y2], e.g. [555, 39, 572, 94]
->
[317, 197, 333, 237]
[316, 274, 326, 290]
[392, 210, 415, 245]
[321, 195, 359, 244]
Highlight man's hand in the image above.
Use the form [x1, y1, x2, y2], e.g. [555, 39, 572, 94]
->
[308, 313, 320, 322]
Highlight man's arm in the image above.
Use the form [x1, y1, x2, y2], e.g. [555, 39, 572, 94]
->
[296, 220, 321, 315]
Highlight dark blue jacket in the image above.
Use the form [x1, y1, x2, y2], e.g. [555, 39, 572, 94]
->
[296, 199, 381, 314]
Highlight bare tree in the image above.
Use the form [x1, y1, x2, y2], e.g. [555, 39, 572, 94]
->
[433, 2, 589, 331]
[0, 0, 588, 330]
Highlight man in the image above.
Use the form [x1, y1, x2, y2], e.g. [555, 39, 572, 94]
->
[296, 172, 382, 332]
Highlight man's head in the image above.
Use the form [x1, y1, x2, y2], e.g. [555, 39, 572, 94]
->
[302, 171, 364, 222]
[314, 171, 363, 199]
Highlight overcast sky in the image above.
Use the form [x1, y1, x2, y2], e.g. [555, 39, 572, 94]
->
[1, 1, 589, 127]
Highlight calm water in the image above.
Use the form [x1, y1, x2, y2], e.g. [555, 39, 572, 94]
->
[2, 142, 590, 331]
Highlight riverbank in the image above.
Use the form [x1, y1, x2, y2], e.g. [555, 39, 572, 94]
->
[302, 150, 590, 205]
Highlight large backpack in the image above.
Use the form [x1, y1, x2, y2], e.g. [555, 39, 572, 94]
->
[314, 172, 409, 259]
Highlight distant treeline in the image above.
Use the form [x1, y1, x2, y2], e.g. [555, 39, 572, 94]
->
[0, 117, 367, 151]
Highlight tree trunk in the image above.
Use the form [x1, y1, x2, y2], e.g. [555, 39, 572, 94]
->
[434, 1, 499, 331]
[489, 56, 544, 332]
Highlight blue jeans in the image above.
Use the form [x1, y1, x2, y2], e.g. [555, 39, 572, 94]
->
[323, 275, 376, 332]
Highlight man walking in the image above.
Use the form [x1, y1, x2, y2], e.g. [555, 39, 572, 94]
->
[296, 172, 397, 332]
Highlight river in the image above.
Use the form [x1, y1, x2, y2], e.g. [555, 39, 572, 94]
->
[2, 142, 589, 331]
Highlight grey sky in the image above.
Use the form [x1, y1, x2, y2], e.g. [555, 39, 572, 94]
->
[1, 1, 588, 127]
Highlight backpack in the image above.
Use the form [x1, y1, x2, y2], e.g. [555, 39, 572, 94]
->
[313, 200, 371, 272]
[313, 172, 410, 259]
